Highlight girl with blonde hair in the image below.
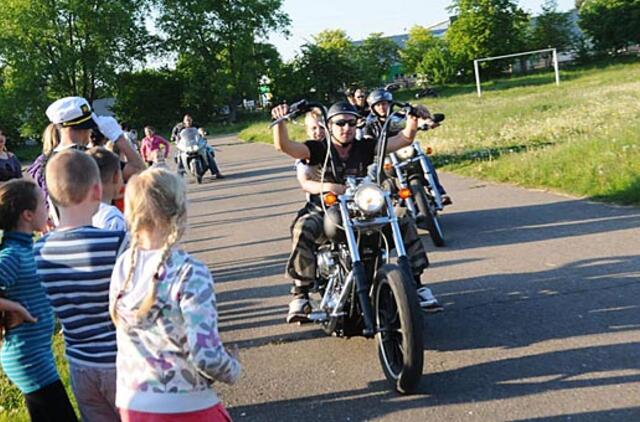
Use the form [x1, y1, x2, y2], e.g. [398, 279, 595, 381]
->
[109, 168, 240, 422]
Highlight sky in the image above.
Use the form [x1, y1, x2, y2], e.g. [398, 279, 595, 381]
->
[268, 0, 577, 60]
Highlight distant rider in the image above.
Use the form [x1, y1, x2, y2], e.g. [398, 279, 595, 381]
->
[171, 114, 225, 179]
[362, 88, 451, 206]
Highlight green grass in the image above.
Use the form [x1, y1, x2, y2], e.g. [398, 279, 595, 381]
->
[0, 333, 78, 421]
[238, 59, 640, 205]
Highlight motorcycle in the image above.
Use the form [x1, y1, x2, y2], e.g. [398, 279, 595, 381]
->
[270, 100, 426, 394]
[384, 112, 447, 247]
[176, 127, 209, 184]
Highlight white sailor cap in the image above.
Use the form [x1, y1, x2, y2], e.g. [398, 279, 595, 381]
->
[46, 97, 97, 129]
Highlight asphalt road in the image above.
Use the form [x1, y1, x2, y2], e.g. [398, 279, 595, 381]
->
[183, 134, 640, 422]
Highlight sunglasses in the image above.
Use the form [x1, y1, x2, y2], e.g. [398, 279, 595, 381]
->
[355, 95, 365, 99]
[333, 119, 357, 128]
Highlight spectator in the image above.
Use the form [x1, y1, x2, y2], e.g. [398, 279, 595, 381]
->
[35, 150, 127, 421]
[26, 124, 60, 202]
[140, 126, 170, 167]
[0, 129, 22, 182]
[110, 168, 241, 421]
[0, 179, 77, 421]
[87, 147, 126, 232]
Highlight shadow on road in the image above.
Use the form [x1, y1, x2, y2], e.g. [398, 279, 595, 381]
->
[441, 199, 640, 251]
[426, 254, 640, 351]
[511, 407, 640, 421]
[229, 341, 640, 421]
[192, 237, 290, 257]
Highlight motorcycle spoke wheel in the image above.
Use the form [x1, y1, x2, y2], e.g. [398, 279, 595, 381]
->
[374, 264, 424, 394]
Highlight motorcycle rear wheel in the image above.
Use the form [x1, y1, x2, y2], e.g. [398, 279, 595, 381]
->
[410, 178, 445, 247]
[374, 264, 424, 394]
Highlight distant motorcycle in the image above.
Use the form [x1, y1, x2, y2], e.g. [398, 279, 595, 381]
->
[176, 127, 208, 184]
[414, 87, 439, 99]
[385, 113, 447, 246]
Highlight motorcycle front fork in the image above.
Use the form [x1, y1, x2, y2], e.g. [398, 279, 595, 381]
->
[391, 154, 443, 213]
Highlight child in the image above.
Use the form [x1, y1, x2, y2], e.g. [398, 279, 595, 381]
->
[140, 126, 170, 167]
[35, 150, 127, 422]
[110, 168, 241, 421]
[87, 147, 127, 232]
[0, 179, 77, 422]
[150, 145, 168, 169]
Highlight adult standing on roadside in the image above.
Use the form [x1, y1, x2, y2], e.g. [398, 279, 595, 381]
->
[0, 129, 22, 182]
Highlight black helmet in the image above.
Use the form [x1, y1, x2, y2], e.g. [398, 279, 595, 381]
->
[327, 101, 360, 121]
[366, 88, 393, 107]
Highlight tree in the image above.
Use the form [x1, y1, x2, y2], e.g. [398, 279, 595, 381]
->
[446, 0, 530, 77]
[530, 0, 574, 51]
[353, 33, 399, 87]
[416, 42, 457, 85]
[400, 26, 441, 75]
[156, 0, 289, 121]
[112, 69, 183, 131]
[0, 0, 153, 136]
[578, 0, 640, 53]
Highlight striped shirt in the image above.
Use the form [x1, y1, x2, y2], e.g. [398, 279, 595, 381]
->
[34, 226, 127, 368]
[0, 232, 59, 394]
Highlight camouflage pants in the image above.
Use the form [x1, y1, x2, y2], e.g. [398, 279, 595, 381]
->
[286, 206, 429, 291]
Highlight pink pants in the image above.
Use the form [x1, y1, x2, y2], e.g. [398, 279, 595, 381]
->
[120, 403, 232, 422]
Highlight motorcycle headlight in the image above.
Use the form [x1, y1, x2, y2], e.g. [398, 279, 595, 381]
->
[395, 145, 415, 161]
[354, 184, 385, 215]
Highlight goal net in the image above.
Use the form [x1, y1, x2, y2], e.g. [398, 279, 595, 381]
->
[473, 48, 560, 97]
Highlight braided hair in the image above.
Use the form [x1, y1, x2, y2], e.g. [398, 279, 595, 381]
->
[110, 168, 187, 326]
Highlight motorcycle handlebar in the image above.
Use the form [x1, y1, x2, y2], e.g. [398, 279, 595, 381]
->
[269, 99, 326, 128]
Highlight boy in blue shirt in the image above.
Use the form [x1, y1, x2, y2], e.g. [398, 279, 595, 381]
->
[35, 150, 127, 421]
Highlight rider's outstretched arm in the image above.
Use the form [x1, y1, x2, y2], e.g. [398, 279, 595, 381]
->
[386, 105, 437, 154]
[271, 104, 311, 160]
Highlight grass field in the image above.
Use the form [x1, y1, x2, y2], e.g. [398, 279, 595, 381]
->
[239, 60, 640, 204]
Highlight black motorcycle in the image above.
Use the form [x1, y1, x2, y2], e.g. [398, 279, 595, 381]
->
[384, 112, 446, 246]
[270, 101, 426, 393]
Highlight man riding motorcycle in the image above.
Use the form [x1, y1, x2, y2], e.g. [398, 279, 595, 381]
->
[171, 113, 225, 179]
[362, 88, 451, 205]
[272, 101, 442, 323]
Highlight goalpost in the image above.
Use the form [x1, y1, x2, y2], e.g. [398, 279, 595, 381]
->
[473, 48, 560, 97]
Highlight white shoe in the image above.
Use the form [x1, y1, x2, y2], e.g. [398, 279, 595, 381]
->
[286, 295, 312, 323]
[416, 287, 443, 313]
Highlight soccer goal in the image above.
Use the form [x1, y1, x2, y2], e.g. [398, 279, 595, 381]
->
[473, 48, 560, 97]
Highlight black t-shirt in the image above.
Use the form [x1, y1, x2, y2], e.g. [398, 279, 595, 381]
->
[304, 138, 377, 184]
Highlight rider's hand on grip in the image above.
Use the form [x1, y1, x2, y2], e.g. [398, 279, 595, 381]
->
[271, 104, 289, 120]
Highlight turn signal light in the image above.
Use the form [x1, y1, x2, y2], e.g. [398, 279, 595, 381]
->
[425, 147, 433, 155]
[398, 188, 412, 200]
[324, 192, 338, 206]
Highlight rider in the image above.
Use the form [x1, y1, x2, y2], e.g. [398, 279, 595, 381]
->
[272, 101, 443, 323]
[362, 88, 451, 206]
[353, 88, 369, 117]
[171, 114, 225, 179]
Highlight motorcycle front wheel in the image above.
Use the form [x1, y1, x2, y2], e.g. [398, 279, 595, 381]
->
[374, 264, 424, 394]
[190, 159, 203, 184]
[410, 178, 445, 247]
